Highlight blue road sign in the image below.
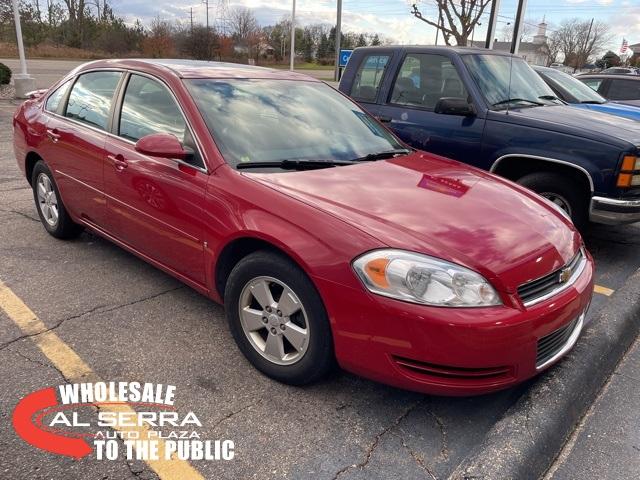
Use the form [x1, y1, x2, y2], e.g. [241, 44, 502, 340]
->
[339, 49, 354, 68]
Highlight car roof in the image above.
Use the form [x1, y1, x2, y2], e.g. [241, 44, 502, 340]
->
[74, 58, 321, 82]
[577, 73, 640, 80]
[353, 45, 516, 57]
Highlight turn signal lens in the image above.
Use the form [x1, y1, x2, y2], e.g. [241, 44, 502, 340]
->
[364, 258, 390, 288]
[617, 173, 633, 188]
[353, 250, 501, 307]
[621, 155, 637, 171]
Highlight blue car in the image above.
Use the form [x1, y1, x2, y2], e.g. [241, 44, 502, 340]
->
[534, 66, 640, 121]
[339, 46, 640, 227]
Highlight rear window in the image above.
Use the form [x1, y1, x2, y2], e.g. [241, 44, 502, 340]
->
[350, 54, 390, 102]
[65, 71, 122, 130]
[45, 79, 72, 113]
[607, 79, 640, 101]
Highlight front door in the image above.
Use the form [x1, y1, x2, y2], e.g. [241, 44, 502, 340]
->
[377, 53, 485, 161]
[103, 73, 207, 285]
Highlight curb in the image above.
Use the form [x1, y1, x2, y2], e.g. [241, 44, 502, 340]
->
[449, 267, 640, 480]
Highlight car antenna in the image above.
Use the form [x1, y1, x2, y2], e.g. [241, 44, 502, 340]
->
[506, 53, 514, 115]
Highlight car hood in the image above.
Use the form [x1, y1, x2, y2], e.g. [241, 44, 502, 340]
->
[249, 152, 581, 292]
[506, 104, 640, 145]
[574, 102, 640, 121]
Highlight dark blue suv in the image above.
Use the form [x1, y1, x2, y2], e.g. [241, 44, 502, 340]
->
[339, 46, 640, 227]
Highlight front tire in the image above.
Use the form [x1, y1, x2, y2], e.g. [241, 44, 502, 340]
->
[224, 251, 335, 386]
[517, 172, 588, 228]
[31, 160, 82, 239]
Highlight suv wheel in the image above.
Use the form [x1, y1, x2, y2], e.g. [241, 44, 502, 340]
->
[517, 172, 588, 228]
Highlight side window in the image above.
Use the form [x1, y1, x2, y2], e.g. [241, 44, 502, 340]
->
[390, 54, 468, 110]
[351, 54, 390, 102]
[65, 71, 122, 130]
[45, 79, 72, 113]
[581, 78, 602, 92]
[607, 80, 640, 100]
[119, 74, 203, 167]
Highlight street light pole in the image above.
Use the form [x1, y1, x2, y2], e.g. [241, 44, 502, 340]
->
[290, 0, 296, 70]
[334, 0, 342, 81]
[11, 0, 35, 98]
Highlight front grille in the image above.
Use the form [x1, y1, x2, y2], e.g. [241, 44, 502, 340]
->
[393, 356, 512, 381]
[536, 317, 579, 368]
[517, 249, 584, 306]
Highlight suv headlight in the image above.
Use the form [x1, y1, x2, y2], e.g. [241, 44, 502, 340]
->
[352, 250, 501, 307]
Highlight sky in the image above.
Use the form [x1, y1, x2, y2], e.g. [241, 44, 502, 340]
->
[111, 0, 640, 53]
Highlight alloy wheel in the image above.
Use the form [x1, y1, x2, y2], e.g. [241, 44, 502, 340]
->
[36, 173, 59, 227]
[540, 192, 573, 217]
[238, 276, 310, 366]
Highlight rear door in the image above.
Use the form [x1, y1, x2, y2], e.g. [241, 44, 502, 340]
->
[376, 53, 485, 160]
[605, 78, 640, 101]
[103, 73, 207, 285]
[39, 71, 123, 227]
[342, 52, 393, 117]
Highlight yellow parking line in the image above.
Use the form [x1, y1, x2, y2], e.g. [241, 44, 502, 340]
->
[0, 281, 205, 480]
[594, 284, 614, 297]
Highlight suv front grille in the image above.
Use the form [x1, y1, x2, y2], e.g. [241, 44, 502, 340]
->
[517, 249, 585, 306]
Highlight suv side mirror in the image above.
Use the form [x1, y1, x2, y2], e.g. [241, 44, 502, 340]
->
[135, 133, 193, 161]
[434, 97, 476, 116]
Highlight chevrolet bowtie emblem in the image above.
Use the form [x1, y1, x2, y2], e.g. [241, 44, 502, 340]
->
[559, 267, 572, 284]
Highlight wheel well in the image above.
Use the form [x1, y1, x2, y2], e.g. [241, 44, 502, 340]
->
[492, 157, 592, 198]
[214, 237, 295, 300]
[25, 152, 42, 186]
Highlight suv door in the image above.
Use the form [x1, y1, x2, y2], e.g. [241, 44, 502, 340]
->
[376, 53, 484, 160]
[345, 52, 393, 117]
[606, 78, 640, 101]
[103, 73, 207, 285]
[40, 71, 123, 227]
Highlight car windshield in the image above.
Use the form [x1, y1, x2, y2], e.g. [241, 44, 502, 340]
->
[463, 54, 561, 110]
[185, 79, 404, 169]
[541, 68, 606, 103]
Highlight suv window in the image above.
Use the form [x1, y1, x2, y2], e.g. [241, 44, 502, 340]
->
[119, 74, 203, 167]
[390, 54, 467, 110]
[581, 78, 602, 92]
[45, 79, 72, 113]
[607, 79, 640, 100]
[351, 54, 389, 102]
[65, 71, 122, 130]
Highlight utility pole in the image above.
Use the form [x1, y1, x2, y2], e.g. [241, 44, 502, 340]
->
[577, 18, 594, 72]
[290, 0, 296, 70]
[190, 7, 193, 35]
[510, 0, 527, 54]
[334, 0, 342, 81]
[11, 0, 35, 98]
[485, 0, 501, 49]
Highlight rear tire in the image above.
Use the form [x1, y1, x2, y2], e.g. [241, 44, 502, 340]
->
[224, 251, 335, 386]
[31, 160, 82, 239]
[517, 172, 588, 228]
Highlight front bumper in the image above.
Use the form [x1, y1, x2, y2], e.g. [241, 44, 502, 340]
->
[315, 253, 594, 396]
[590, 196, 640, 225]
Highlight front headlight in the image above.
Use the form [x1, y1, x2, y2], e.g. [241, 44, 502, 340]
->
[352, 250, 502, 307]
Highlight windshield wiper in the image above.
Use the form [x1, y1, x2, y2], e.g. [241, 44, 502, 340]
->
[538, 95, 563, 102]
[236, 159, 358, 171]
[492, 98, 545, 108]
[353, 148, 412, 162]
[579, 100, 605, 104]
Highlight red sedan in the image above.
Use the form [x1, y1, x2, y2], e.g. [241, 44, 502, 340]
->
[13, 60, 594, 396]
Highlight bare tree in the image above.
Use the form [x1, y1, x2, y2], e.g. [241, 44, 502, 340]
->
[500, 21, 532, 43]
[411, 0, 491, 46]
[551, 18, 611, 71]
[229, 7, 261, 57]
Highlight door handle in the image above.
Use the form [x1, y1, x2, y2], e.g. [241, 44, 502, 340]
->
[376, 115, 392, 123]
[108, 154, 128, 172]
[46, 128, 61, 142]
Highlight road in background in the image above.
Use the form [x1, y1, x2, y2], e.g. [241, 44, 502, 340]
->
[0, 58, 334, 90]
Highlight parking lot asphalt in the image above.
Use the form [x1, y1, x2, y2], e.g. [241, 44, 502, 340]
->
[1, 101, 639, 480]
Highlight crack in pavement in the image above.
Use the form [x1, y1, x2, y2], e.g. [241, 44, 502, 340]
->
[331, 399, 425, 480]
[391, 431, 438, 479]
[0, 208, 39, 222]
[10, 347, 71, 383]
[426, 407, 449, 461]
[0, 286, 185, 352]
[211, 398, 264, 430]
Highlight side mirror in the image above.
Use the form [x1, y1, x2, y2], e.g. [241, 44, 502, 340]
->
[434, 97, 476, 116]
[135, 133, 193, 161]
